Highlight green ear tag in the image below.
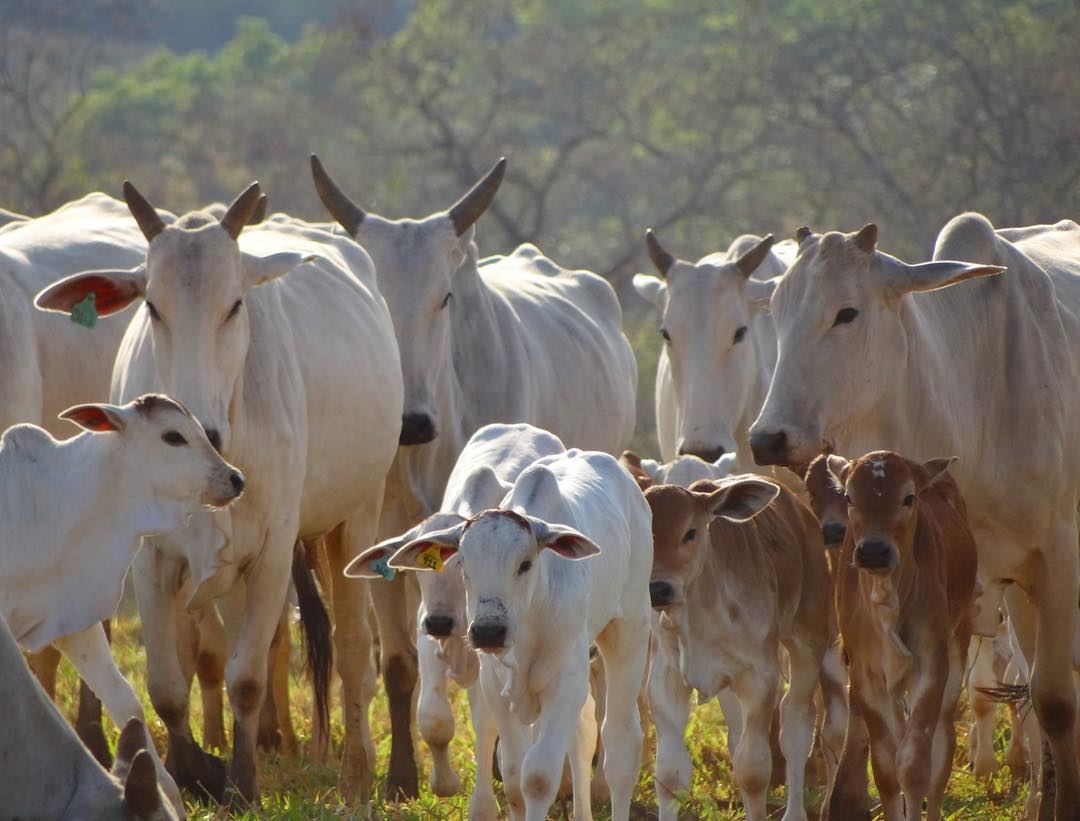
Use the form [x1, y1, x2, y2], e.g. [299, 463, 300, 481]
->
[372, 556, 397, 581]
[418, 546, 445, 572]
[71, 293, 98, 328]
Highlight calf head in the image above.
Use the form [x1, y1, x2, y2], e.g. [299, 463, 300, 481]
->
[804, 452, 850, 547]
[827, 450, 957, 574]
[634, 230, 778, 462]
[644, 476, 779, 610]
[384, 507, 600, 653]
[61, 393, 244, 510]
[310, 155, 505, 446]
[37, 182, 315, 455]
[620, 449, 657, 490]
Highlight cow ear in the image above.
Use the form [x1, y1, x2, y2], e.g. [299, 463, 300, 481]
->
[532, 519, 602, 560]
[242, 251, 317, 289]
[122, 750, 164, 818]
[632, 274, 667, 308]
[852, 223, 878, 254]
[735, 234, 775, 278]
[344, 531, 414, 579]
[747, 277, 777, 310]
[59, 402, 131, 433]
[919, 456, 958, 492]
[825, 454, 851, 492]
[893, 261, 1005, 296]
[456, 466, 512, 518]
[697, 477, 780, 523]
[35, 267, 146, 316]
[388, 523, 465, 571]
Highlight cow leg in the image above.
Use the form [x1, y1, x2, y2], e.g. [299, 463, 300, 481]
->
[369, 574, 420, 799]
[731, 665, 780, 821]
[134, 545, 227, 802]
[258, 610, 297, 756]
[467, 681, 499, 821]
[417, 624, 460, 797]
[648, 631, 693, 821]
[588, 652, 610, 804]
[823, 695, 871, 821]
[326, 516, 378, 804]
[569, 688, 598, 821]
[480, 660, 531, 821]
[779, 641, 819, 821]
[967, 635, 1000, 780]
[307, 536, 334, 766]
[53, 623, 185, 818]
[926, 633, 967, 821]
[1004, 591, 1043, 819]
[27, 645, 61, 697]
[188, 604, 227, 751]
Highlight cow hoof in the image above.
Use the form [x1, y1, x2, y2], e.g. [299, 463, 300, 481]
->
[430, 769, 462, 798]
[166, 738, 227, 803]
[257, 727, 283, 753]
[386, 771, 420, 801]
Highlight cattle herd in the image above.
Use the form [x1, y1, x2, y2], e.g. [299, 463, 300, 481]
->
[0, 154, 1078, 821]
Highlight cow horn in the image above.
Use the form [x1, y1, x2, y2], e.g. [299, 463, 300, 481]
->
[249, 193, 268, 225]
[853, 223, 878, 254]
[796, 226, 813, 244]
[310, 154, 365, 236]
[645, 229, 675, 277]
[736, 234, 775, 278]
[447, 158, 506, 237]
[220, 182, 262, 240]
[122, 181, 166, 243]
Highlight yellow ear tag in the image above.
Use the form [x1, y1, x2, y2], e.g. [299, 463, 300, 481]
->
[418, 546, 445, 572]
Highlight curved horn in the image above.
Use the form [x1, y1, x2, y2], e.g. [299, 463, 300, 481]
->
[644, 229, 675, 277]
[447, 158, 506, 237]
[310, 154, 365, 236]
[735, 234, 775, 278]
[796, 226, 813, 244]
[122, 181, 165, 243]
[249, 193, 268, 225]
[853, 223, 878, 254]
[220, 182, 262, 240]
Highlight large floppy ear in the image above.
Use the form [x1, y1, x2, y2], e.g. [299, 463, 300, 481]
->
[530, 518, 602, 560]
[692, 477, 780, 523]
[735, 234, 775, 278]
[242, 251, 318, 289]
[344, 528, 419, 579]
[35, 267, 146, 316]
[918, 456, 958, 493]
[825, 454, 851, 493]
[632, 274, 667, 308]
[455, 466, 513, 517]
[59, 402, 132, 433]
[388, 522, 467, 571]
[890, 261, 1005, 296]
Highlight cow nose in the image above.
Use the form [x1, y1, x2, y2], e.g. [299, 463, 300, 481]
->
[400, 412, 437, 446]
[424, 614, 454, 638]
[822, 521, 846, 546]
[650, 580, 676, 608]
[749, 430, 788, 466]
[854, 540, 894, 571]
[678, 445, 726, 464]
[205, 428, 223, 454]
[229, 470, 245, 497]
[469, 622, 507, 650]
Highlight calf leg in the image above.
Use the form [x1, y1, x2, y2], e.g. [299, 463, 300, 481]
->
[417, 626, 461, 797]
[897, 657, 947, 821]
[480, 661, 531, 821]
[824, 696, 871, 821]
[188, 604, 227, 751]
[648, 630, 693, 821]
[732, 666, 780, 821]
[467, 681, 499, 821]
[779, 641, 821, 821]
[852, 671, 903, 821]
[818, 641, 848, 798]
[926, 635, 967, 821]
[570, 689, 599, 821]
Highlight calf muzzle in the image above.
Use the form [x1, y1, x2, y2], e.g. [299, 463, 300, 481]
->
[854, 539, 895, 572]
[423, 614, 454, 638]
[650, 579, 677, 608]
[678, 445, 726, 464]
[469, 621, 507, 651]
[822, 521, 846, 546]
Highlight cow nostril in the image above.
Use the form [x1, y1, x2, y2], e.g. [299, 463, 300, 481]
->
[400, 413, 437, 446]
[822, 522, 846, 546]
[679, 445, 726, 464]
[423, 614, 454, 638]
[749, 430, 788, 466]
[469, 622, 507, 649]
[854, 540, 893, 570]
[206, 428, 223, 454]
[229, 471, 245, 496]
[649, 580, 676, 608]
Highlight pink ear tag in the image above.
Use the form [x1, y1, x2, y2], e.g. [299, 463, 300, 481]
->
[71, 293, 98, 328]
[418, 546, 445, 572]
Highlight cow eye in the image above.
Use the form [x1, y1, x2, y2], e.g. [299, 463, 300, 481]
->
[226, 299, 243, 320]
[903, 494, 915, 507]
[659, 327, 671, 343]
[161, 431, 188, 447]
[146, 301, 161, 321]
[833, 307, 859, 326]
[441, 292, 453, 309]
[517, 559, 532, 575]
[682, 528, 697, 544]
[732, 326, 747, 344]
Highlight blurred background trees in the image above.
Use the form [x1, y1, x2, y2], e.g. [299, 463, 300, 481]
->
[2, 0, 1077, 446]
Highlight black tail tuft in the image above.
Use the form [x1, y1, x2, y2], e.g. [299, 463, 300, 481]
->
[292, 541, 332, 740]
[975, 682, 1030, 705]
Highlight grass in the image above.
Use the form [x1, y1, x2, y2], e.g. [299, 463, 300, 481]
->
[47, 609, 1033, 819]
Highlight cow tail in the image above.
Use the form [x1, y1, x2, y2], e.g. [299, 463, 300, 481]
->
[292, 541, 332, 739]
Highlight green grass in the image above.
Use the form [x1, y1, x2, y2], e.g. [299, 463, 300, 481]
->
[48, 612, 1032, 819]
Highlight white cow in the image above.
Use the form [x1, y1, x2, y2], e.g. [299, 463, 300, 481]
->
[0, 394, 245, 818]
[748, 216, 1080, 817]
[0, 611, 177, 821]
[633, 231, 793, 468]
[36, 184, 404, 804]
[311, 156, 638, 795]
[383, 449, 651, 820]
[349, 422, 566, 815]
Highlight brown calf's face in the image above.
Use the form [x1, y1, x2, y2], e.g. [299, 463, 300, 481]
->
[804, 452, 849, 547]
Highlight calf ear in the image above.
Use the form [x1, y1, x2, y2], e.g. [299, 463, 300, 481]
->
[700, 477, 780, 523]
[122, 750, 164, 818]
[345, 532, 413, 580]
[35, 267, 146, 316]
[825, 454, 851, 492]
[242, 251, 318, 288]
[59, 402, 130, 433]
[532, 520, 602, 560]
[388, 522, 465, 572]
[892, 260, 1004, 295]
[455, 466, 512, 517]
[919, 456, 958, 491]
[632, 274, 667, 308]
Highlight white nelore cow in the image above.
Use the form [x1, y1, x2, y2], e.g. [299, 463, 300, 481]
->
[633, 231, 793, 467]
[311, 156, 638, 795]
[0, 611, 177, 821]
[383, 449, 652, 820]
[748, 216, 1080, 817]
[36, 183, 403, 804]
[349, 422, 566, 815]
[0, 394, 246, 818]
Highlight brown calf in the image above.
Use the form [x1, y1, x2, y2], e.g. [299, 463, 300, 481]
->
[824, 451, 977, 821]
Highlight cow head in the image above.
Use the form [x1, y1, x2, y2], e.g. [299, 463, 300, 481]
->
[385, 503, 600, 654]
[644, 476, 779, 610]
[804, 452, 850, 547]
[634, 230, 778, 462]
[826, 450, 957, 574]
[60, 393, 245, 511]
[311, 155, 506, 446]
[748, 224, 1003, 468]
[36, 182, 314, 455]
